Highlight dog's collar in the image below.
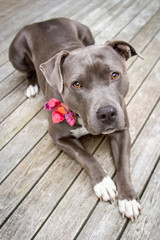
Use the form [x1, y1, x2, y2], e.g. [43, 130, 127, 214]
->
[44, 98, 76, 126]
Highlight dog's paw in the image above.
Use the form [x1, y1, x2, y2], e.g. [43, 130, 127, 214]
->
[94, 176, 118, 203]
[25, 84, 39, 98]
[118, 199, 141, 221]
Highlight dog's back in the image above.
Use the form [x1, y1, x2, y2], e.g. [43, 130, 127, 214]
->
[9, 18, 94, 96]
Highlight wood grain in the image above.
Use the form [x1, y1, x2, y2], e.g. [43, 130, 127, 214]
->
[95, 0, 151, 43]
[0, 92, 44, 149]
[121, 161, 160, 240]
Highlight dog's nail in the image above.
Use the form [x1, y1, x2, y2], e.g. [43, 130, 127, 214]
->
[109, 198, 113, 204]
[131, 216, 134, 222]
[122, 212, 125, 218]
[115, 191, 118, 198]
[139, 208, 141, 214]
[100, 196, 103, 201]
[110, 199, 115, 204]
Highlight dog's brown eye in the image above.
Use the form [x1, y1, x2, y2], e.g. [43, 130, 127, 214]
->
[73, 81, 82, 88]
[111, 72, 120, 80]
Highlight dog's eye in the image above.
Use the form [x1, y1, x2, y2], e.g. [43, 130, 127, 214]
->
[73, 81, 82, 88]
[111, 72, 120, 80]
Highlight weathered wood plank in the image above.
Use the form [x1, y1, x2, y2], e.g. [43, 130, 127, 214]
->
[0, 0, 107, 65]
[0, 92, 44, 149]
[0, 0, 25, 13]
[128, 61, 160, 141]
[0, 61, 15, 82]
[0, 0, 74, 53]
[116, 0, 160, 41]
[90, 0, 137, 35]
[121, 161, 160, 240]
[0, 0, 74, 68]
[1, 0, 154, 69]
[1, 58, 159, 240]
[126, 31, 160, 104]
[0, 50, 9, 65]
[78, 0, 122, 27]
[0, 81, 26, 122]
[0, 0, 128, 67]
[0, 71, 24, 100]
[0, 0, 74, 64]
[126, 9, 160, 66]
[0, 110, 48, 183]
[0, 0, 68, 41]
[71, 0, 110, 20]
[0, 0, 39, 25]
[76, 101, 160, 240]
[95, 0, 151, 43]
[0, 133, 61, 226]
[0, 133, 103, 229]
[0, 0, 33, 18]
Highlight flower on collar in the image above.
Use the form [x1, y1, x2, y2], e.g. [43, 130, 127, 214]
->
[44, 98, 76, 126]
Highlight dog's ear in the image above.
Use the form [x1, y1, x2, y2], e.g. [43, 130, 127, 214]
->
[106, 40, 143, 61]
[40, 50, 69, 93]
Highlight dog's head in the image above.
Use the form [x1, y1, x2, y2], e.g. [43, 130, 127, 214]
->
[40, 40, 143, 135]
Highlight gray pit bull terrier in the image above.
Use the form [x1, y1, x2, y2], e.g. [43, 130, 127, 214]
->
[9, 18, 143, 221]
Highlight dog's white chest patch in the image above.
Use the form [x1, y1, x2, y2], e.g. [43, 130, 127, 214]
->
[70, 118, 89, 138]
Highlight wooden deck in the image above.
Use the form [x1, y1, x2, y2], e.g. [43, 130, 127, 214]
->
[0, 0, 160, 239]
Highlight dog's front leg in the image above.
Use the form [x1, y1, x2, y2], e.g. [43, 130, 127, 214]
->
[54, 136, 117, 202]
[109, 128, 141, 220]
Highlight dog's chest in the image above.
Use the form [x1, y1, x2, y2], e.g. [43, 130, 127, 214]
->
[70, 118, 89, 138]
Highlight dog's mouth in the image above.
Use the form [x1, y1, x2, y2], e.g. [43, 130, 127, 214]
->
[85, 124, 117, 135]
[85, 123, 127, 136]
[102, 126, 128, 135]
[102, 128, 116, 135]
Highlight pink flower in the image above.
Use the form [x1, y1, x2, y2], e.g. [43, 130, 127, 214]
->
[52, 111, 65, 123]
[44, 98, 76, 126]
[44, 102, 53, 111]
[65, 112, 76, 126]
[48, 98, 60, 108]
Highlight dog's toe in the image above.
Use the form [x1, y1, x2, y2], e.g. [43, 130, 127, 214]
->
[118, 199, 141, 220]
[25, 84, 39, 98]
[94, 176, 117, 203]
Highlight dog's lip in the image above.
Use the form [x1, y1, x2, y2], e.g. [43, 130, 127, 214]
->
[102, 126, 128, 135]
[102, 128, 116, 134]
[86, 126, 117, 135]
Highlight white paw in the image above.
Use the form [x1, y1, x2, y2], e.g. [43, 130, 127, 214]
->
[94, 176, 117, 202]
[118, 199, 141, 221]
[25, 84, 39, 98]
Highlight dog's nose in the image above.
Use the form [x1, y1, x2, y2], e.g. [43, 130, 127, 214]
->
[97, 106, 117, 124]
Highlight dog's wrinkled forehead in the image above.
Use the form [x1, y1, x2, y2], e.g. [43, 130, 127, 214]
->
[63, 45, 125, 80]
